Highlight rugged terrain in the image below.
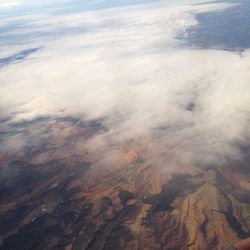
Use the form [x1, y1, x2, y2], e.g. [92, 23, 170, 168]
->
[0, 117, 249, 250]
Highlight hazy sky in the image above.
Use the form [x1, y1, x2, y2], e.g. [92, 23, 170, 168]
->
[0, 0, 249, 172]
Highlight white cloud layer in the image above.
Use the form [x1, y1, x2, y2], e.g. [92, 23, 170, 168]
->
[0, 1, 19, 9]
[0, 0, 249, 171]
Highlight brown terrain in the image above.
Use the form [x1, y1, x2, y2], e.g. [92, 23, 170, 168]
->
[0, 117, 249, 250]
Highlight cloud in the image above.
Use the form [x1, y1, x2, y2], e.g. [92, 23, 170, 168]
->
[0, 2, 19, 9]
[0, 0, 249, 171]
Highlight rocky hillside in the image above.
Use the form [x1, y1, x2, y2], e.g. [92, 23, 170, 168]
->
[0, 118, 249, 250]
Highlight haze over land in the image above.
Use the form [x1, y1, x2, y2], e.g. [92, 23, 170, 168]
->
[0, 0, 249, 249]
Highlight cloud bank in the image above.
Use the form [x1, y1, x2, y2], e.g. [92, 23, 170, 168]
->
[0, 3, 19, 9]
[0, 0, 249, 172]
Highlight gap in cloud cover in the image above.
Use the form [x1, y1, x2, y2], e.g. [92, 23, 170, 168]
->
[185, 0, 250, 50]
[0, 0, 249, 173]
